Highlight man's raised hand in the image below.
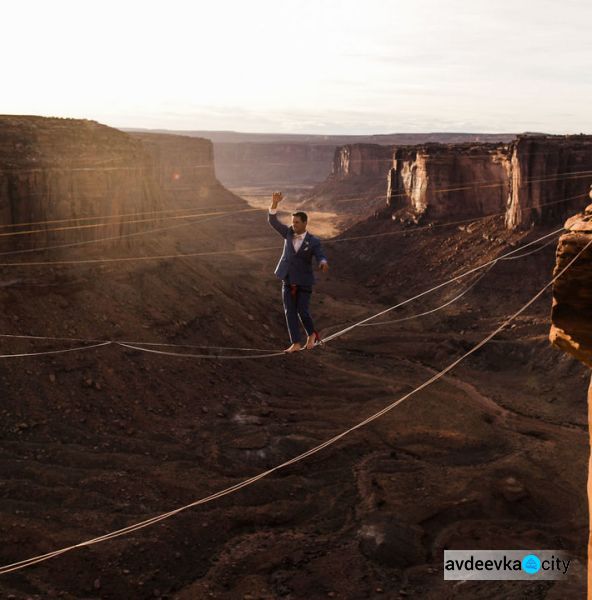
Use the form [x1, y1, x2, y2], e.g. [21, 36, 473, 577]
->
[271, 191, 284, 209]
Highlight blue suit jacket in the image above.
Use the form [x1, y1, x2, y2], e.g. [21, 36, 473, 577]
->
[268, 212, 328, 286]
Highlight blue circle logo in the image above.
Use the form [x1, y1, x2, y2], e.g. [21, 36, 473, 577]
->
[522, 554, 541, 574]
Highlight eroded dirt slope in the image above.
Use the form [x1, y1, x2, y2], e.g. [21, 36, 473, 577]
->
[0, 195, 588, 599]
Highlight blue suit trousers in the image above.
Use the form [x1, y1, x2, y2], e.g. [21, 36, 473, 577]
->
[282, 280, 315, 344]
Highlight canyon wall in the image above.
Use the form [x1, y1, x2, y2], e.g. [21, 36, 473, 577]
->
[181, 132, 514, 190]
[213, 142, 336, 187]
[305, 135, 592, 229]
[0, 116, 164, 252]
[331, 143, 394, 179]
[506, 136, 592, 229]
[549, 201, 592, 366]
[303, 142, 511, 222]
[0, 118, 235, 255]
[130, 132, 224, 207]
[387, 143, 511, 222]
[299, 144, 395, 221]
[549, 200, 592, 598]
[387, 136, 592, 227]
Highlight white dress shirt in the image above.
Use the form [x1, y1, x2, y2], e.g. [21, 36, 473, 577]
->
[292, 231, 307, 253]
[269, 208, 327, 262]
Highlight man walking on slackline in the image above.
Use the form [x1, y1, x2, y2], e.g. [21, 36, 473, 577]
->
[268, 191, 329, 353]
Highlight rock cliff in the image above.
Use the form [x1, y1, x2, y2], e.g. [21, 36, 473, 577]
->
[387, 142, 511, 222]
[332, 143, 394, 179]
[549, 196, 592, 598]
[304, 135, 592, 229]
[130, 132, 223, 206]
[299, 144, 394, 222]
[549, 200, 592, 365]
[0, 116, 164, 252]
[162, 131, 515, 190]
[302, 142, 512, 223]
[0, 118, 239, 255]
[388, 135, 592, 228]
[506, 136, 592, 229]
[213, 142, 336, 187]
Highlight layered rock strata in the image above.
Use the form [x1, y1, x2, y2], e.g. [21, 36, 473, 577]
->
[549, 197, 592, 598]
[0, 116, 164, 252]
[309, 135, 592, 229]
[130, 132, 220, 205]
[549, 201, 592, 365]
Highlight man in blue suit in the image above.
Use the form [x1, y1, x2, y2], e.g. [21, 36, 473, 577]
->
[268, 191, 329, 353]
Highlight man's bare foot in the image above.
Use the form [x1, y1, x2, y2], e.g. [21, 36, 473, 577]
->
[305, 335, 316, 350]
[284, 342, 303, 353]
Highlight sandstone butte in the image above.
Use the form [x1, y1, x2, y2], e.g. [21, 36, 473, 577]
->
[0, 116, 230, 254]
[550, 194, 592, 597]
[207, 131, 515, 189]
[306, 135, 592, 229]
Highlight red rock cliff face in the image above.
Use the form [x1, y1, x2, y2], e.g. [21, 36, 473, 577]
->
[306, 135, 592, 228]
[388, 136, 592, 228]
[201, 132, 514, 190]
[213, 142, 335, 187]
[301, 144, 395, 221]
[549, 201, 592, 598]
[0, 116, 164, 251]
[387, 143, 511, 222]
[549, 202, 592, 366]
[506, 136, 592, 229]
[331, 143, 394, 179]
[306, 142, 513, 222]
[130, 132, 220, 206]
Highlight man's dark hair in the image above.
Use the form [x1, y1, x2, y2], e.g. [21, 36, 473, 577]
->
[292, 211, 308, 223]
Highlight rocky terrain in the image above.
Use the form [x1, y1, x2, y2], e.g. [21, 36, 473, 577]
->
[506, 136, 592, 229]
[550, 202, 592, 366]
[0, 117, 588, 599]
[129, 132, 227, 205]
[131, 131, 518, 146]
[299, 145, 394, 228]
[301, 135, 592, 230]
[125, 129, 516, 193]
[0, 116, 164, 252]
[212, 143, 335, 189]
[549, 200, 592, 598]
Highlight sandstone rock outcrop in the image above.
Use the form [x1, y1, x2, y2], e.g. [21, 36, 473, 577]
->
[549, 196, 592, 598]
[304, 134, 592, 229]
[0, 116, 164, 252]
[0, 118, 236, 255]
[549, 202, 592, 366]
[170, 131, 515, 190]
[130, 132, 219, 205]
[388, 135, 592, 228]
[299, 144, 395, 220]
[506, 136, 592, 229]
[213, 142, 336, 187]
[332, 144, 394, 179]
[387, 143, 511, 222]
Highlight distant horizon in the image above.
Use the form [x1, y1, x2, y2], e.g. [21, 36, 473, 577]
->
[121, 125, 522, 136]
[0, 114, 530, 137]
[7, 113, 592, 138]
[2, 112, 590, 139]
[125, 123, 524, 137]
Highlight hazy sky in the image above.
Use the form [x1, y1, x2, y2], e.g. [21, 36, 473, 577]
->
[3, 0, 591, 134]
